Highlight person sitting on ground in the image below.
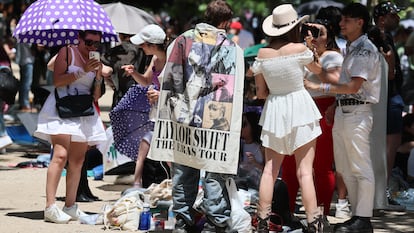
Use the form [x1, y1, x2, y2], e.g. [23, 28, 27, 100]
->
[236, 111, 264, 191]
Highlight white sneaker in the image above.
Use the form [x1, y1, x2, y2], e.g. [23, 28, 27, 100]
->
[335, 202, 352, 219]
[0, 135, 12, 149]
[44, 204, 71, 224]
[62, 204, 87, 221]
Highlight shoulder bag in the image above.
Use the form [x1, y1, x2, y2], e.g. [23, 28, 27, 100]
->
[54, 46, 94, 118]
[0, 66, 19, 104]
[55, 87, 94, 118]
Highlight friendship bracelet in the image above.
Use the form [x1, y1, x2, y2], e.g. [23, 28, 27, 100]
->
[318, 83, 331, 93]
[324, 83, 331, 93]
[319, 83, 324, 92]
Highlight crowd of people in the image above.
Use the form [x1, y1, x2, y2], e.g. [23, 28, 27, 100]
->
[1, 0, 414, 232]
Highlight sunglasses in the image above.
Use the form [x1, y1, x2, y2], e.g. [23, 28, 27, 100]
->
[84, 39, 101, 48]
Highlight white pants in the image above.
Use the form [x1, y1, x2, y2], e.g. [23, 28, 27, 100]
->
[333, 104, 375, 217]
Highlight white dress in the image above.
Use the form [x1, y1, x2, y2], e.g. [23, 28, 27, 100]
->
[34, 47, 107, 146]
[251, 49, 321, 155]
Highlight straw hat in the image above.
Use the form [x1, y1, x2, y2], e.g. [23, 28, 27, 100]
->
[262, 4, 309, 37]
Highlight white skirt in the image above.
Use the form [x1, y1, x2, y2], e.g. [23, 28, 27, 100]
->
[34, 92, 107, 146]
[259, 89, 322, 155]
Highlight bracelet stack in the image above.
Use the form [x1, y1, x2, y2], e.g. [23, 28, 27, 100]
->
[319, 83, 331, 93]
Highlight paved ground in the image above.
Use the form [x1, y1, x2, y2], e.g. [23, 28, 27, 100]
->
[1, 141, 414, 232]
[1, 63, 413, 232]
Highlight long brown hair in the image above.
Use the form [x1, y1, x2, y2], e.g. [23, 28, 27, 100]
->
[268, 24, 302, 44]
[315, 19, 340, 52]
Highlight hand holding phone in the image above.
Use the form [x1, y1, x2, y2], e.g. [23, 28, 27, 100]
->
[89, 51, 100, 61]
[89, 51, 100, 70]
[301, 24, 320, 40]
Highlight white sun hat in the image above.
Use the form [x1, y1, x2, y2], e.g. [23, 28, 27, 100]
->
[262, 4, 309, 37]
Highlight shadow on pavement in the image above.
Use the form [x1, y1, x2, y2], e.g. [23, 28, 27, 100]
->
[371, 210, 414, 232]
[97, 183, 129, 192]
[7, 210, 43, 220]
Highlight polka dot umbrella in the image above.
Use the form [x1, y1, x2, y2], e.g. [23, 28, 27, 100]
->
[13, 0, 118, 47]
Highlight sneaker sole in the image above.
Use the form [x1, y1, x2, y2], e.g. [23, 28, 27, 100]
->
[44, 218, 70, 224]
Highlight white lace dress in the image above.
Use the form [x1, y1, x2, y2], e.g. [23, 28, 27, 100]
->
[251, 49, 321, 154]
[34, 47, 107, 146]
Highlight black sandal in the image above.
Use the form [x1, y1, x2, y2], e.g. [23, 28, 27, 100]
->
[307, 214, 323, 233]
[256, 216, 269, 233]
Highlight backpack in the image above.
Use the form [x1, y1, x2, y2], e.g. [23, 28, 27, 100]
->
[142, 158, 170, 188]
[0, 66, 19, 105]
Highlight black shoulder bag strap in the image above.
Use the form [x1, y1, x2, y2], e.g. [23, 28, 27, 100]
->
[55, 46, 70, 99]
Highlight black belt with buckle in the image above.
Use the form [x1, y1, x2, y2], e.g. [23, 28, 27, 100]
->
[337, 99, 370, 106]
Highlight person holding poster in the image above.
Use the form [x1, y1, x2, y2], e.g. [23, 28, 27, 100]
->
[148, 0, 245, 232]
[252, 4, 324, 233]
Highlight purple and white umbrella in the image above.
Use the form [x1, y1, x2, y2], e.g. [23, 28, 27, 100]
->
[13, 0, 118, 47]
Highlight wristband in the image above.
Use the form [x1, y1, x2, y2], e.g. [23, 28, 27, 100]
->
[319, 83, 325, 92]
[318, 83, 331, 93]
[325, 83, 331, 93]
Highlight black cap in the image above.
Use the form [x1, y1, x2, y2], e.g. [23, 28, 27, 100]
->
[373, 1, 401, 19]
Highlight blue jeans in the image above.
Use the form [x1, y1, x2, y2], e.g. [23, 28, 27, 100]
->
[387, 94, 404, 134]
[19, 63, 34, 108]
[172, 163, 231, 227]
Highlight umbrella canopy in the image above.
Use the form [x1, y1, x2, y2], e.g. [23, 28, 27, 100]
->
[296, 0, 344, 16]
[109, 85, 154, 160]
[101, 2, 157, 35]
[13, 0, 118, 47]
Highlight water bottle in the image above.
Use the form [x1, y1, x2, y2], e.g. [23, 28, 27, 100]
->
[148, 85, 158, 122]
[139, 203, 151, 231]
[164, 204, 175, 229]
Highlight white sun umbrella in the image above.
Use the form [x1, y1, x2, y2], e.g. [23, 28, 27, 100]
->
[101, 2, 158, 35]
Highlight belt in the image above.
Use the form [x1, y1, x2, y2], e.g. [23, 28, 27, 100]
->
[337, 99, 370, 106]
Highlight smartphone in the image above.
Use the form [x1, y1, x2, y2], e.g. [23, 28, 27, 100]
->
[301, 24, 320, 39]
[89, 51, 100, 61]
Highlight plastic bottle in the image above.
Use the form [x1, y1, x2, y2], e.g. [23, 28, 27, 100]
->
[139, 203, 151, 231]
[164, 204, 175, 229]
[148, 85, 158, 122]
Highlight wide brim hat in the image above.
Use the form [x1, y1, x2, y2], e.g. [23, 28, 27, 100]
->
[262, 4, 309, 37]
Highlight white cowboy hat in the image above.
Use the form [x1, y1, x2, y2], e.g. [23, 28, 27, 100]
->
[262, 4, 309, 37]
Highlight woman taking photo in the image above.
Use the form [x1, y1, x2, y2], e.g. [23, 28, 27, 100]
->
[283, 18, 343, 220]
[252, 4, 323, 232]
[35, 30, 107, 224]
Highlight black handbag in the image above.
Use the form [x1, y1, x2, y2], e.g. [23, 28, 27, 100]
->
[0, 66, 19, 104]
[55, 88, 94, 118]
